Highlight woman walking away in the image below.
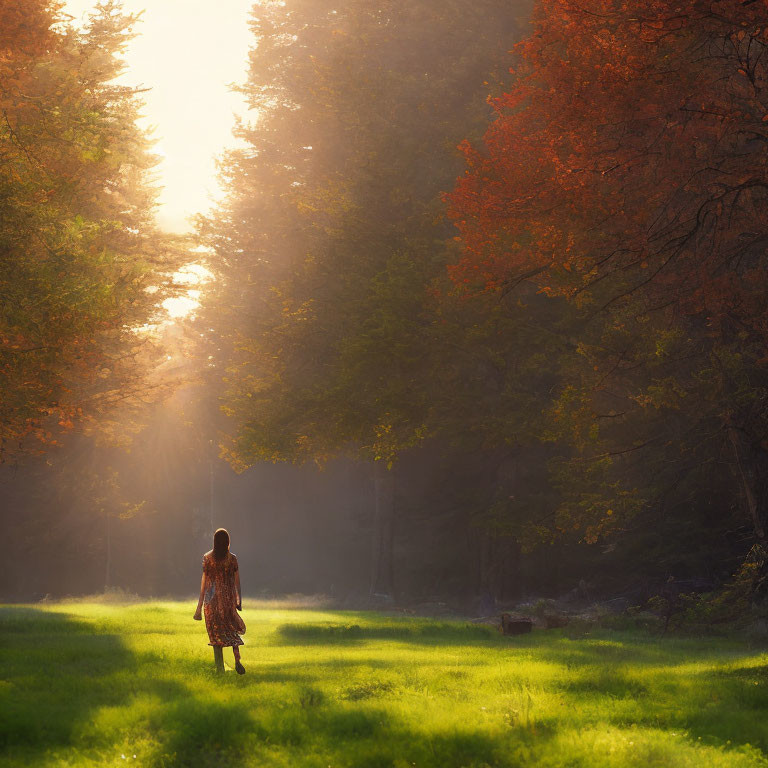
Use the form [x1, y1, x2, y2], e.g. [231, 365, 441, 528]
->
[193, 528, 246, 674]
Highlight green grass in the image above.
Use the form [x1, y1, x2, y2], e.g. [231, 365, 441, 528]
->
[2, 602, 768, 767]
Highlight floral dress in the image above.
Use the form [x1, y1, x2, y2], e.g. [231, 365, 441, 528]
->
[202, 550, 245, 647]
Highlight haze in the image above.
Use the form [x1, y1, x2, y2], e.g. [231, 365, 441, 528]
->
[64, 0, 253, 232]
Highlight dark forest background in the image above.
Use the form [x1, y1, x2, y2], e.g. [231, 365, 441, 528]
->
[2, 0, 767, 617]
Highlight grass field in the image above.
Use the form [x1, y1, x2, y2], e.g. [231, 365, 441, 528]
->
[2, 601, 768, 767]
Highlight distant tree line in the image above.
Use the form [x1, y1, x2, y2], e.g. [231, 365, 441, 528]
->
[3, 0, 768, 608]
[200, 0, 768, 605]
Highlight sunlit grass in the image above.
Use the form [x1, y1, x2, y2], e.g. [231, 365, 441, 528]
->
[2, 602, 768, 767]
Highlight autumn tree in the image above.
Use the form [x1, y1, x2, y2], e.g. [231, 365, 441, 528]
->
[449, 0, 768, 573]
[0, 0, 182, 460]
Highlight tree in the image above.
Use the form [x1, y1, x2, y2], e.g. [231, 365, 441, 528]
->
[448, 0, 768, 568]
[0, 0, 183, 460]
[200, 0, 530, 598]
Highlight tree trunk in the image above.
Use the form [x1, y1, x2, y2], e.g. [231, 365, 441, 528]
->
[209, 439, 216, 536]
[370, 461, 395, 600]
[496, 454, 521, 603]
[104, 511, 111, 591]
[728, 424, 767, 543]
[497, 537, 522, 604]
[474, 528, 496, 615]
[472, 451, 523, 608]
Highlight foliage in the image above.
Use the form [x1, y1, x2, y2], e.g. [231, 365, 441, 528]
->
[0, 0, 184, 459]
[198, 0, 529, 469]
[447, 0, 768, 564]
[645, 544, 768, 634]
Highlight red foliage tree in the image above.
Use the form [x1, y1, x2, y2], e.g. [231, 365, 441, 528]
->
[448, 0, 768, 549]
[449, 0, 768, 334]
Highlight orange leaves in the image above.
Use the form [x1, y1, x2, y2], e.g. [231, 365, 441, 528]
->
[0, 0, 54, 59]
[0, 4, 184, 461]
[448, 0, 768, 336]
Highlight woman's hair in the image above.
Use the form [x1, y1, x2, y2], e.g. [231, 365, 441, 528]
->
[213, 528, 230, 561]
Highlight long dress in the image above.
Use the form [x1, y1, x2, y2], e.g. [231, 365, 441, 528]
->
[202, 550, 246, 647]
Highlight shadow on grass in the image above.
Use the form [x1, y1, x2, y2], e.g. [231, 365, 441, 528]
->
[0, 606, 258, 767]
[0, 606, 149, 754]
[4, 606, 768, 766]
[308, 710, 529, 768]
[276, 620, 500, 646]
[171, 685, 541, 768]
[642, 661, 768, 749]
[274, 616, 768, 754]
[0, 608, 558, 768]
[508, 631, 753, 670]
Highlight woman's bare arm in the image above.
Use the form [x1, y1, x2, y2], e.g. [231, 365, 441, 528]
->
[193, 569, 206, 620]
[235, 569, 242, 611]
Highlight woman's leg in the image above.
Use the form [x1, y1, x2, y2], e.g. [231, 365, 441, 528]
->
[233, 643, 245, 674]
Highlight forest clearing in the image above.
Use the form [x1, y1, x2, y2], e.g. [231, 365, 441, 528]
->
[2, 601, 768, 768]
[4, 1, 768, 766]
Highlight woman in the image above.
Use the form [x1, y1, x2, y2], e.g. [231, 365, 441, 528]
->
[193, 527, 246, 674]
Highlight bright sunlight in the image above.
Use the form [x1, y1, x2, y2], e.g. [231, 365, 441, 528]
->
[5, 2, 768, 767]
[64, 0, 252, 233]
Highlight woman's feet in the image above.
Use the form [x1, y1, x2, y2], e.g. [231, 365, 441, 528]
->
[233, 646, 245, 674]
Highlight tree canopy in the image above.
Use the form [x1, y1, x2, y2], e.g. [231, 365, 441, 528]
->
[0, 0, 182, 459]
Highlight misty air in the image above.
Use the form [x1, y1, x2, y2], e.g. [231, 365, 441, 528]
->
[2, 1, 768, 766]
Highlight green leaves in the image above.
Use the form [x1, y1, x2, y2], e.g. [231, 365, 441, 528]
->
[202, 0, 527, 471]
[0, 1, 183, 459]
